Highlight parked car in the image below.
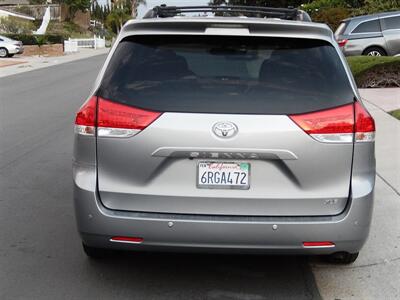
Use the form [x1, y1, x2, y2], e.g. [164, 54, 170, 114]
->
[0, 35, 23, 58]
[73, 5, 375, 264]
[335, 11, 400, 56]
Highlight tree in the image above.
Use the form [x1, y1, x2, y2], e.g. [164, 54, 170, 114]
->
[64, 0, 91, 21]
[302, 0, 347, 13]
[358, 0, 400, 13]
[131, 0, 146, 18]
[106, 0, 131, 33]
[208, 0, 309, 8]
[105, 0, 145, 33]
[312, 7, 351, 29]
[35, 35, 47, 57]
[29, 0, 47, 4]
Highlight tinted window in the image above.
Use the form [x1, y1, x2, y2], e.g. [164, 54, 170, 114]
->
[381, 16, 400, 30]
[98, 35, 354, 114]
[352, 19, 381, 33]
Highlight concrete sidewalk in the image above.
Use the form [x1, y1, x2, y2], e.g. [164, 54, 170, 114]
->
[0, 48, 109, 78]
[313, 88, 400, 299]
[360, 88, 400, 112]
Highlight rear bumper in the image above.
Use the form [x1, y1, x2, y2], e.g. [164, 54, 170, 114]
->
[74, 165, 374, 255]
[340, 44, 363, 56]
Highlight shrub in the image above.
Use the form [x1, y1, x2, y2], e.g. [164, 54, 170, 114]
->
[312, 7, 352, 30]
[46, 21, 93, 38]
[302, 0, 347, 13]
[0, 16, 35, 34]
[2, 34, 65, 45]
[354, 0, 400, 14]
[13, 5, 33, 16]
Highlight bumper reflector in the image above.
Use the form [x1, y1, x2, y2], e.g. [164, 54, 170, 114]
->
[110, 236, 144, 244]
[303, 241, 335, 248]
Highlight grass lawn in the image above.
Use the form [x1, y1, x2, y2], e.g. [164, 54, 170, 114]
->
[390, 109, 400, 120]
[346, 56, 400, 88]
[347, 56, 400, 77]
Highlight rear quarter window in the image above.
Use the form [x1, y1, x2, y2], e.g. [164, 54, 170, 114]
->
[381, 16, 400, 30]
[352, 19, 381, 33]
[98, 35, 355, 115]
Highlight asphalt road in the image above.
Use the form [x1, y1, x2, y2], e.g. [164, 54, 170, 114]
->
[0, 55, 321, 300]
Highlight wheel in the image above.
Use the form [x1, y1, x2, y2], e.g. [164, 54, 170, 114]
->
[82, 243, 111, 259]
[325, 252, 359, 264]
[7, 54, 14, 58]
[0, 47, 8, 58]
[363, 47, 386, 56]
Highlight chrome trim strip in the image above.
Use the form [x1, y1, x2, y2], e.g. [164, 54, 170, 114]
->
[109, 239, 143, 244]
[152, 147, 298, 160]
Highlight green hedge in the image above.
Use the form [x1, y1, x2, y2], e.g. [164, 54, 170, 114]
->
[3, 34, 66, 45]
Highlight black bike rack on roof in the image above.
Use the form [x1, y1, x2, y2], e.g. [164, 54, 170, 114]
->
[143, 5, 311, 22]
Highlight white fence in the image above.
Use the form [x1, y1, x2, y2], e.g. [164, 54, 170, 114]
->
[64, 35, 105, 53]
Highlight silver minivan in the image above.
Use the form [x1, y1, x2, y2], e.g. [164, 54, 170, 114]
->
[73, 5, 376, 264]
[335, 11, 400, 56]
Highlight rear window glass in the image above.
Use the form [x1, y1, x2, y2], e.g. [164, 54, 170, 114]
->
[352, 20, 381, 33]
[98, 35, 354, 114]
[335, 22, 348, 35]
[381, 16, 400, 30]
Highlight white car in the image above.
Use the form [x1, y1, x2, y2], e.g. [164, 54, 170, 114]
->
[0, 35, 23, 58]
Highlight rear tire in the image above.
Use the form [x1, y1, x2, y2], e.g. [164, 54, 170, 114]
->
[82, 243, 111, 259]
[0, 47, 8, 58]
[325, 252, 359, 264]
[363, 46, 386, 56]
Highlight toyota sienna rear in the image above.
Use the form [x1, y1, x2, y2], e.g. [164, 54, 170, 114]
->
[73, 6, 375, 264]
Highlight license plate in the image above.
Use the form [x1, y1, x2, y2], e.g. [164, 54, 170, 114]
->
[197, 162, 250, 189]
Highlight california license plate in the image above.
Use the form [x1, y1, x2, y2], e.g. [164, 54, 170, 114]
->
[197, 162, 250, 189]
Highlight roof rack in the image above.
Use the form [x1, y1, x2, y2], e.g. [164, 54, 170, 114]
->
[143, 5, 311, 22]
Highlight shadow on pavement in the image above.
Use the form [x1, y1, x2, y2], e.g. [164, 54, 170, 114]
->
[85, 251, 321, 300]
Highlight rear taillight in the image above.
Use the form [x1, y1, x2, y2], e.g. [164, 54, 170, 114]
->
[354, 101, 375, 142]
[75, 96, 97, 136]
[290, 104, 354, 143]
[337, 39, 348, 47]
[74, 96, 161, 137]
[289, 102, 375, 143]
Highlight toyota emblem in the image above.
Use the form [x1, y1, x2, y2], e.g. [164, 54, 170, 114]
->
[212, 122, 238, 138]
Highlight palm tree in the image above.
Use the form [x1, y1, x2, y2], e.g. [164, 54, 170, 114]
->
[131, 0, 146, 18]
[107, 0, 131, 33]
